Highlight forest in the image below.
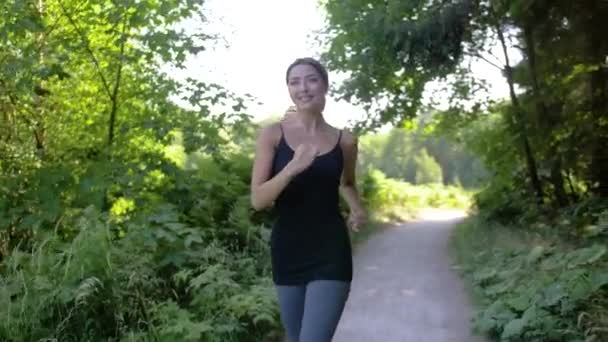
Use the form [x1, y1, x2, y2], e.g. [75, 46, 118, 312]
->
[1, 0, 607, 341]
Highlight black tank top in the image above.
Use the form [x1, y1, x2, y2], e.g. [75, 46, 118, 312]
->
[269, 125, 353, 285]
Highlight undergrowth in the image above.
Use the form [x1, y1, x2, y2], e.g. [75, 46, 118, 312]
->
[0, 147, 284, 341]
[450, 209, 608, 341]
[0, 148, 446, 340]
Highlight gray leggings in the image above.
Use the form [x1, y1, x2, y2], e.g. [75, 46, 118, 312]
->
[276, 280, 351, 342]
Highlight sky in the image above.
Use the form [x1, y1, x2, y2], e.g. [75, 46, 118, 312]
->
[166, 0, 518, 129]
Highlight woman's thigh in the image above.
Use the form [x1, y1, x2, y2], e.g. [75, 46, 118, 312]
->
[276, 284, 306, 342]
[299, 280, 351, 342]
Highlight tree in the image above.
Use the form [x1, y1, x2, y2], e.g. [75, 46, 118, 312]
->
[414, 148, 443, 184]
[320, 0, 472, 131]
[320, 0, 608, 207]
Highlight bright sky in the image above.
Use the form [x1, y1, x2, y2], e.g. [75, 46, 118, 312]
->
[166, 0, 517, 130]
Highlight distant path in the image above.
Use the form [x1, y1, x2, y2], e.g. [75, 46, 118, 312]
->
[333, 208, 485, 342]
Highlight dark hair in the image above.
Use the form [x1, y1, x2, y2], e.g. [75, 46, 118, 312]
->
[285, 57, 329, 89]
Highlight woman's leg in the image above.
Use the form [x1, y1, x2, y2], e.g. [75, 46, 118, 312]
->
[299, 280, 351, 342]
[275, 285, 306, 342]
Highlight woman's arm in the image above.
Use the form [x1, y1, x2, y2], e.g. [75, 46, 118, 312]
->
[339, 130, 367, 231]
[250, 123, 318, 210]
[250, 124, 292, 210]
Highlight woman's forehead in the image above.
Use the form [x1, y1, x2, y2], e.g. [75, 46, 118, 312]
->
[288, 64, 320, 78]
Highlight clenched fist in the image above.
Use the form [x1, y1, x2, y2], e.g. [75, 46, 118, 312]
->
[286, 143, 319, 176]
[348, 209, 367, 232]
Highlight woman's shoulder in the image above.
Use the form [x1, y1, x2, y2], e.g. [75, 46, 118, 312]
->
[334, 126, 357, 149]
[256, 121, 283, 148]
[259, 121, 283, 135]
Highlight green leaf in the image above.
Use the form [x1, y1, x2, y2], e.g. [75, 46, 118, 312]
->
[567, 245, 606, 268]
[541, 283, 566, 307]
[590, 270, 608, 291]
[526, 245, 545, 265]
[159, 251, 186, 268]
[154, 228, 177, 242]
[18, 16, 44, 33]
[185, 234, 203, 248]
[485, 280, 513, 298]
[501, 317, 526, 339]
[185, 321, 213, 340]
[506, 294, 531, 312]
[569, 277, 593, 302]
[19, 214, 42, 229]
[473, 268, 497, 285]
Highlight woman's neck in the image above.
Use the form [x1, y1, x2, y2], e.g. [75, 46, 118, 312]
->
[293, 110, 326, 134]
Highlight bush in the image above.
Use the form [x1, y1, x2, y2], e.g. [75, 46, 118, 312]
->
[359, 168, 472, 221]
[0, 149, 282, 341]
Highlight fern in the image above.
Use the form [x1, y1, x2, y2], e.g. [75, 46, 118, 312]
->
[453, 218, 608, 341]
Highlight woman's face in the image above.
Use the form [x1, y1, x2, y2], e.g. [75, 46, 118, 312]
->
[287, 64, 327, 113]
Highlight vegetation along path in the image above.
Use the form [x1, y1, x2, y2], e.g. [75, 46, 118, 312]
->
[333, 209, 484, 342]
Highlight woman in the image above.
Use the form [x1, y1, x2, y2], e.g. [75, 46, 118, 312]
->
[250, 57, 366, 342]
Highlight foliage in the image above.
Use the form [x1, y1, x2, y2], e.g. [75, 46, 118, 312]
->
[451, 213, 608, 342]
[0, 1, 459, 338]
[360, 168, 472, 222]
[319, 0, 472, 130]
[0, 1, 283, 340]
[320, 1, 608, 340]
[321, 0, 608, 206]
[0, 198, 280, 341]
[358, 125, 487, 188]
[413, 148, 443, 184]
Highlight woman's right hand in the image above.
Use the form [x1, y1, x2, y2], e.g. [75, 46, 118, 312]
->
[286, 143, 318, 176]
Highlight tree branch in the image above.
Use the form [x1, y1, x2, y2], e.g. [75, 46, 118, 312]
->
[39, 0, 87, 53]
[0, 79, 42, 147]
[0, 80, 35, 128]
[485, 48, 506, 67]
[107, 10, 130, 146]
[58, 1, 113, 99]
[464, 50, 504, 70]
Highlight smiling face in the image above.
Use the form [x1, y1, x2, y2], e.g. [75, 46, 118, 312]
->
[286, 63, 328, 113]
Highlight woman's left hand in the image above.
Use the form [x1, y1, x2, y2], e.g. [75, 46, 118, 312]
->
[348, 209, 367, 232]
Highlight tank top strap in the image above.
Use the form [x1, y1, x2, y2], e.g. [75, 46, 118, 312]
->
[332, 129, 343, 152]
[276, 123, 289, 152]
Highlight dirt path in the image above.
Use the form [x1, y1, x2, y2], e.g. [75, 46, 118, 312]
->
[333, 209, 485, 342]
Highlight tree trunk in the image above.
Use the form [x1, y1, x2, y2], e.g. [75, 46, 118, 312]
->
[2, 103, 12, 142]
[34, 0, 46, 156]
[589, 69, 608, 197]
[495, 22, 544, 203]
[523, 20, 567, 206]
[550, 155, 569, 207]
[522, 21, 549, 127]
[107, 13, 129, 147]
[566, 170, 579, 202]
[587, 1, 608, 197]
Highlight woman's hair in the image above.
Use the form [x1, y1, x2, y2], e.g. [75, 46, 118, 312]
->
[285, 57, 329, 89]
